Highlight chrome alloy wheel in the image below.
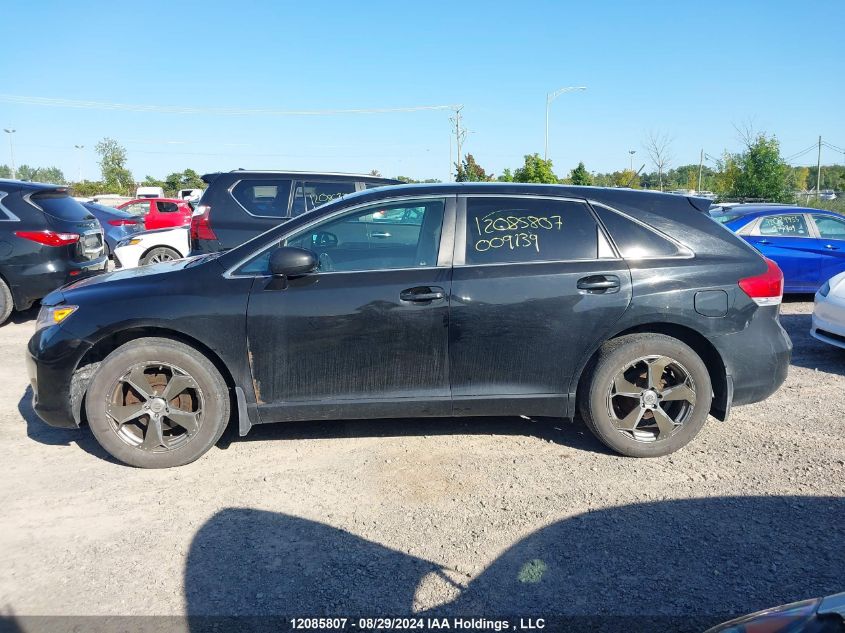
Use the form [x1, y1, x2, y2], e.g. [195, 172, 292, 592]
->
[148, 251, 176, 263]
[606, 355, 697, 443]
[105, 362, 204, 452]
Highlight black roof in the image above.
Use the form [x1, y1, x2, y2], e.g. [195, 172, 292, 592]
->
[200, 170, 400, 185]
[0, 178, 68, 192]
[331, 182, 714, 213]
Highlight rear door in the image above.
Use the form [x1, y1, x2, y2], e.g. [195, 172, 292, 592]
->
[744, 213, 818, 291]
[449, 195, 631, 417]
[809, 213, 845, 285]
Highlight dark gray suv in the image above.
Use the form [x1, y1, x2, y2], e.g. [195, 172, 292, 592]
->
[190, 170, 400, 254]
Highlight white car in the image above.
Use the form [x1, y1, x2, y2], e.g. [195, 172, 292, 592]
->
[811, 271, 845, 349]
[113, 227, 190, 269]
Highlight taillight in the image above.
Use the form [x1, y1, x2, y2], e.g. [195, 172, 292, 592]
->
[190, 205, 217, 240]
[15, 230, 80, 247]
[738, 258, 784, 306]
[108, 219, 138, 226]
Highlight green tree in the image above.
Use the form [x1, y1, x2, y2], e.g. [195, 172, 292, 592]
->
[512, 153, 558, 184]
[141, 175, 165, 189]
[569, 161, 592, 185]
[16, 165, 38, 181]
[70, 180, 107, 197]
[792, 166, 809, 192]
[497, 168, 514, 182]
[0, 165, 10, 178]
[163, 169, 205, 196]
[612, 169, 641, 189]
[95, 137, 133, 193]
[728, 134, 791, 202]
[455, 153, 493, 182]
[394, 176, 441, 183]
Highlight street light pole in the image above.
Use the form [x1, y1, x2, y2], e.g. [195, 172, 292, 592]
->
[544, 86, 586, 161]
[74, 145, 85, 182]
[628, 150, 636, 171]
[3, 129, 16, 179]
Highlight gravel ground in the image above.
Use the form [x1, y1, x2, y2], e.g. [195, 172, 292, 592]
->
[1, 299, 844, 631]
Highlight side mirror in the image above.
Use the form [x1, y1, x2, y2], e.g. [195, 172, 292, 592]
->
[269, 246, 318, 277]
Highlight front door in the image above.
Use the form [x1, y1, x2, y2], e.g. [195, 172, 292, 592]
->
[449, 195, 632, 417]
[244, 196, 455, 422]
[810, 213, 845, 287]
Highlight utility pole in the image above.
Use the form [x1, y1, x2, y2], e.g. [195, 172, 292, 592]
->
[816, 135, 822, 197]
[698, 148, 704, 193]
[544, 86, 586, 161]
[3, 129, 16, 179]
[74, 144, 84, 182]
[450, 106, 466, 181]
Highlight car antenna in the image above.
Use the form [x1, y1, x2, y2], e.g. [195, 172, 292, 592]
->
[624, 164, 646, 189]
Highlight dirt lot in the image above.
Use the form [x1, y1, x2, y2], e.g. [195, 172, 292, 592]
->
[1, 299, 844, 630]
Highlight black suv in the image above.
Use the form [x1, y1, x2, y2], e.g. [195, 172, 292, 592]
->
[28, 183, 790, 468]
[190, 170, 400, 254]
[0, 180, 106, 324]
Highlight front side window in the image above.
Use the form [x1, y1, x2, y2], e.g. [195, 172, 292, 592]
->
[290, 181, 357, 216]
[813, 215, 845, 239]
[231, 179, 293, 218]
[236, 198, 445, 275]
[464, 197, 598, 265]
[122, 201, 150, 217]
[758, 214, 809, 237]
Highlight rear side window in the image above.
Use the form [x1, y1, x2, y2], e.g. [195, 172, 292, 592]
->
[156, 201, 179, 213]
[122, 201, 150, 216]
[758, 214, 808, 237]
[29, 192, 94, 221]
[465, 197, 597, 265]
[592, 204, 682, 259]
[291, 181, 357, 216]
[231, 179, 293, 218]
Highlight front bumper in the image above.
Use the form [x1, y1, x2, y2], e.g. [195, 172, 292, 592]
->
[811, 293, 845, 349]
[710, 305, 792, 408]
[26, 325, 93, 429]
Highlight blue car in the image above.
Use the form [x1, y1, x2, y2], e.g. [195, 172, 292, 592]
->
[710, 204, 845, 292]
[81, 202, 143, 257]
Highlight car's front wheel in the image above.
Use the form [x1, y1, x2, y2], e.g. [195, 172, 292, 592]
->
[579, 333, 712, 457]
[85, 337, 230, 468]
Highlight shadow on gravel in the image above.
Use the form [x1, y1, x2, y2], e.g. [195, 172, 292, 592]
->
[184, 496, 844, 632]
[229, 415, 614, 456]
[779, 310, 845, 376]
[17, 386, 115, 462]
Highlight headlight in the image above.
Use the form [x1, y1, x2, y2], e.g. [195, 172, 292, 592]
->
[818, 281, 831, 298]
[116, 237, 142, 248]
[35, 305, 78, 331]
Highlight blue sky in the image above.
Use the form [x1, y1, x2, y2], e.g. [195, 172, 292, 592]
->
[1, 0, 843, 182]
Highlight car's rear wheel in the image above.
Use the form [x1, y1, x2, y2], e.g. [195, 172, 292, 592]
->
[579, 333, 712, 457]
[0, 277, 12, 326]
[140, 246, 180, 266]
[86, 337, 230, 468]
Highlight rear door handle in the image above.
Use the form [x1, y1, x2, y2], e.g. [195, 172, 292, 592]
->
[371, 231, 391, 239]
[825, 244, 839, 250]
[577, 275, 620, 294]
[757, 239, 771, 245]
[400, 286, 445, 302]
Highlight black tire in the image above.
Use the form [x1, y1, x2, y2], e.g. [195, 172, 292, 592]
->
[0, 276, 13, 326]
[140, 246, 181, 266]
[578, 333, 712, 458]
[85, 337, 230, 468]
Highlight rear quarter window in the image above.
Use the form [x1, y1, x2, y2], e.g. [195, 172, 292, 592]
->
[592, 204, 684, 259]
[29, 192, 94, 221]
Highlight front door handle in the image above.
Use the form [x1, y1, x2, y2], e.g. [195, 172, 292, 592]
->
[577, 275, 620, 294]
[757, 239, 771, 245]
[400, 286, 445, 302]
[825, 244, 840, 250]
[371, 231, 391, 239]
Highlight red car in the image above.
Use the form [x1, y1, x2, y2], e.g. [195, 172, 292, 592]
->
[116, 198, 193, 230]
